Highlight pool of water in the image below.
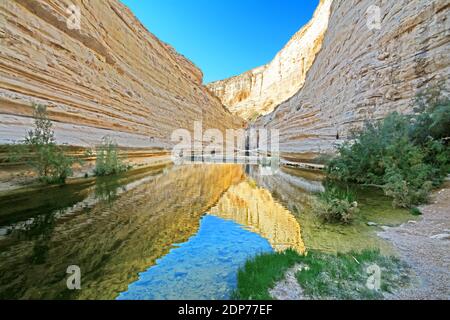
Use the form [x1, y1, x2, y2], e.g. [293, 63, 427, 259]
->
[0, 163, 412, 299]
[117, 215, 272, 300]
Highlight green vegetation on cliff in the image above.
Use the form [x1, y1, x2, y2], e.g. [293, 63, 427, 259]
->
[94, 136, 128, 177]
[9, 105, 77, 184]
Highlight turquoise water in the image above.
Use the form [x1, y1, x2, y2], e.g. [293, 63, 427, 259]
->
[117, 215, 273, 300]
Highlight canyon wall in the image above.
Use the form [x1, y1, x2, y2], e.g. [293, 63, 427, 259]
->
[207, 0, 333, 121]
[255, 0, 450, 159]
[0, 0, 243, 148]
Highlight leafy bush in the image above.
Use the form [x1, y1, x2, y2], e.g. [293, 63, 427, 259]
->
[11, 104, 76, 184]
[383, 169, 433, 208]
[411, 84, 450, 144]
[312, 187, 359, 224]
[94, 136, 127, 176]
[327, 88, 449, 208]
[410, 207, 422, 216]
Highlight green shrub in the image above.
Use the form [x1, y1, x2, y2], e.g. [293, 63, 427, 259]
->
[11, 104, 76, 184]
[327, 87, 449, 208]
[411, 83, 450, 144]
[94, 136, 127, 177]
[410, 207, 422, 216]
[312, 187, 359, 224]
[319, 185, 357, 203]
[383, 169, 433, 208]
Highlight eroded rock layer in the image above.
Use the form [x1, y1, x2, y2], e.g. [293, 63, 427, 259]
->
[207, 0, 333, 121]
[256, 0, 450, 158]
[0, 0, 243, 148]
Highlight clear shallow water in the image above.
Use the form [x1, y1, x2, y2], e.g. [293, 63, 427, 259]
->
[117, 215, 272, 300]
[0, 163, 411, 299]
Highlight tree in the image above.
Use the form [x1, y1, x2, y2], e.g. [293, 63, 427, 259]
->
[20, 104, 75, 183]
[94, 136, 127, 176]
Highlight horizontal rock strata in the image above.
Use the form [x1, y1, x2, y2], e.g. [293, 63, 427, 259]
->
[255, 0, 450, 158]
[207, 0, 333, 121]
[0, 0, 243, 148]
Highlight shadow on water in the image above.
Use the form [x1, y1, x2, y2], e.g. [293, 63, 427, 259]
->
[0, 163, 412, 299]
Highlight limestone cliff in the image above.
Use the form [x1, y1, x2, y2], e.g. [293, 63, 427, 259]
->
[0, 0, 243, 148]
[207, 0, 333, 121]
[256, 0, 450, 159]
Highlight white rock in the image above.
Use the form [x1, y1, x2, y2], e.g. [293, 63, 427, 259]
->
[430, 234, 450, 241]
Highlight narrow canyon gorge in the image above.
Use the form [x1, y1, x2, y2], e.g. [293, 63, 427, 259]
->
[0, 0, 449, 302]
[207, 0, 333, 121]
[210, 0, 449, 161]
[1, 0, 448, 159]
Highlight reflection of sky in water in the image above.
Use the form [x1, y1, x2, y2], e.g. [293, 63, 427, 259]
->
[117, 215, 273, 300]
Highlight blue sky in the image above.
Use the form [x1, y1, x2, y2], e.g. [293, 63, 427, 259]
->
[120, 0, 320, 83]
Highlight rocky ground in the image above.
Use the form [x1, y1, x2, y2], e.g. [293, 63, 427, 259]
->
[269, 264, 307, 300]
[379, 181, 450, 300]
[0, 154, 171, 193]
[270, 181, 450, 300]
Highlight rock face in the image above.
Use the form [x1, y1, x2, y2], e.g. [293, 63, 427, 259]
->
[255, 0, 450, 159]
[207, 0, 333, 121]
[0, 0, 243, 148]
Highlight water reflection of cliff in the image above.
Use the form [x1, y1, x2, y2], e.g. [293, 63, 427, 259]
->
[210, 179, 306, 254]
[0, 164, 244, 299]
[248, 166, 323, 216]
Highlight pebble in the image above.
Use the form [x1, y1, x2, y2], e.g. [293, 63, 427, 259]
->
[430, 233, 450, 241]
